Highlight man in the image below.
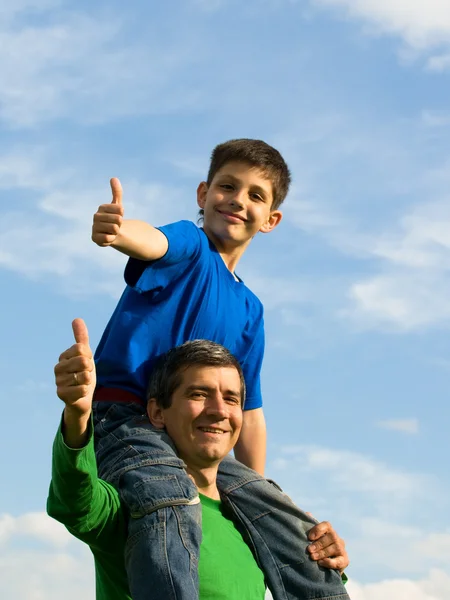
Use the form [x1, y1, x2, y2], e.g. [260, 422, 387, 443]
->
[48, 319, 350, 600]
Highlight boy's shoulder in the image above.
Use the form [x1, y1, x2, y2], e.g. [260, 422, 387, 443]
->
[239, 278, 264, 315]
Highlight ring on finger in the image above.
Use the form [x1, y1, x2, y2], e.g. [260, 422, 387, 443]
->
[73, 372, 79, 385]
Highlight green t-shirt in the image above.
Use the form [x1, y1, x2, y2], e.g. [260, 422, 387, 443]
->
[199, 493, 266, 599]
[47, 424, 265, 600]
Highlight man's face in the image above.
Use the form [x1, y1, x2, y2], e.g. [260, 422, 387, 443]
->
[157, 365, 243, 468]
[197, 161, 282, 247]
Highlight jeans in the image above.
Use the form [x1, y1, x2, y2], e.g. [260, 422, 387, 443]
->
[93, 400, 350, 600]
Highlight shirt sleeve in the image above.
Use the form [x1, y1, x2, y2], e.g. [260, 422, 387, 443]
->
[240, 314, 265, 411]
[46, 417, 126, 553]
[124, 220, 202, 292]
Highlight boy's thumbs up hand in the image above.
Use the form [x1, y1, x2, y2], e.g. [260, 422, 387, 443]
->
[92, 178, 124, 247]
[54, 319, 96, 417]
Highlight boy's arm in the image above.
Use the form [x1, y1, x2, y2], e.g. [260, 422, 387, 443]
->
[92, 178, 168, 261]
[234, 407, 266, 475]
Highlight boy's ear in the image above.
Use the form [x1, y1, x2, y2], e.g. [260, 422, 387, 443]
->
[259, 210, 282, 234]
[147, 399, 166, 429]
[197, 182, 208, 209]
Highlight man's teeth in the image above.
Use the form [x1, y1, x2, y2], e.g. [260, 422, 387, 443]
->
[199, 427, 224, 434]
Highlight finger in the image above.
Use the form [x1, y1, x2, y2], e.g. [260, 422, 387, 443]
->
[72, 319, 89, 346]
[307, 532, 335, 553]
[57, 369, 92, 389]
[57, 384, 92, 404]
[94, 204, 124, 216]
[57, 343, 92, 363]
[93, 212, 123, 225]
[318, 555, 348, 573]
[93, 222, 121, 236]
[110, 178, 123, 206]
[55, 355, 94, 379]
[309, 540, 343, 560]
[308, 521, 333, 541]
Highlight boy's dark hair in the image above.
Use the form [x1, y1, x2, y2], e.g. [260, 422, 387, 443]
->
[147, 339, 246, 409]
[207, 138, 291, 210]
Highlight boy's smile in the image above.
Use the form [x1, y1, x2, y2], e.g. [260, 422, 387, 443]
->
[197, 161, 282, 259]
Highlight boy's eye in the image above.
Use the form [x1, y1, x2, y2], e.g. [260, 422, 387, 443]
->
[191, 392, 206, 399]
[250, 193, 263, 201]
[220, 184, 234, 191]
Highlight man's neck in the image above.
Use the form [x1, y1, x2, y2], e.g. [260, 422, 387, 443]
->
[186, 464, 221, 501]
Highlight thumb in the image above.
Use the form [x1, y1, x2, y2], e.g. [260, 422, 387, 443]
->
[110, 177, 123, 205]
[72, 318, 90, 346]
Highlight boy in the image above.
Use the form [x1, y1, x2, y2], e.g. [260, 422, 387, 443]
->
[90, 140, 346, 600]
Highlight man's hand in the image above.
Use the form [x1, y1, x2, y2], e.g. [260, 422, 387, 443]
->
[92, 178, 124, 247]
[307, 520, 349, 573]
[54, 319, 96, 447]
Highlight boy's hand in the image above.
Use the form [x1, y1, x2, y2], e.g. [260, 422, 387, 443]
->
[307, 520, 349, 573]
[54, 319, 96, 418]
[92, 178, 124, 247]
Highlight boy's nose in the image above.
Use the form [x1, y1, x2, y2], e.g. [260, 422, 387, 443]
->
[230, 191, 245, 207]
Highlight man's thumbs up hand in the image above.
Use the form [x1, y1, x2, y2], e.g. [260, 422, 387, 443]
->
[54, 319, 96, 415]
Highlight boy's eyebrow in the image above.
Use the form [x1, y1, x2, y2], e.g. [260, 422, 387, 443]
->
[218, 174, 270, 198]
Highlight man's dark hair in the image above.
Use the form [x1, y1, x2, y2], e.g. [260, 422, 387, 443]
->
[207, 138, 291, 210]
[147, 339, 246, 409]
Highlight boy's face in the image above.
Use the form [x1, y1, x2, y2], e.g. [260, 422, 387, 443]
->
[197, 161, 282, 248]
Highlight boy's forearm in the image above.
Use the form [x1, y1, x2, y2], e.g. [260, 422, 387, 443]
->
[234, 407, 266, 475]
[112, 220, 168, 261]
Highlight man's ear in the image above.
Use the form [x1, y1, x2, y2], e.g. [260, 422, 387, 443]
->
[147, 399, 165, 429]
[197, 182, 208, 209]
[259, 210, 282, 234]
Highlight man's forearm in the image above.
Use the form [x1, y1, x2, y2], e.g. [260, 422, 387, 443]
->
[112, 220, 168, 261]
[234, 407, 266, 475]
[62, 407, 91, 449]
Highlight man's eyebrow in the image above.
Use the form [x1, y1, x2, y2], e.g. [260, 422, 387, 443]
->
[185, 385, 242, 401]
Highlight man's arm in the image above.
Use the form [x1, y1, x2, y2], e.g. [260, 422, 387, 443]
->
[92, 178, 168, 261]
[234, 407, 266, 475]
[49, 318, 125, 546]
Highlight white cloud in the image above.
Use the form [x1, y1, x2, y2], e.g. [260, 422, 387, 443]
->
[312, 0, 450, 51]
[0, 4, 203, 128]
[0, 512, 95, 599]
[427, 53, 450, 71]
[0, 512, 72, 548]
[347, 271, 450, 330]
[377, 418, 419, 434]
[347, 569, 450, 600]
[278, 444, 425, 499]
[0, 147, 192, 296]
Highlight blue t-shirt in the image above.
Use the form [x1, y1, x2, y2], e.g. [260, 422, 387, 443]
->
[95, 220, 265, 410]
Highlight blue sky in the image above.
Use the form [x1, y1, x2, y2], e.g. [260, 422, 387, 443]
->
[1, 0, 450, 598]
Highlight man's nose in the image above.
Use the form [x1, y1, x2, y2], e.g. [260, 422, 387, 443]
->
[205, 394, 228, 418]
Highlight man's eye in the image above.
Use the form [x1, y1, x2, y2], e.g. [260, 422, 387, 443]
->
[191, 392, 206, 399]
[225, 397, 240, 404]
